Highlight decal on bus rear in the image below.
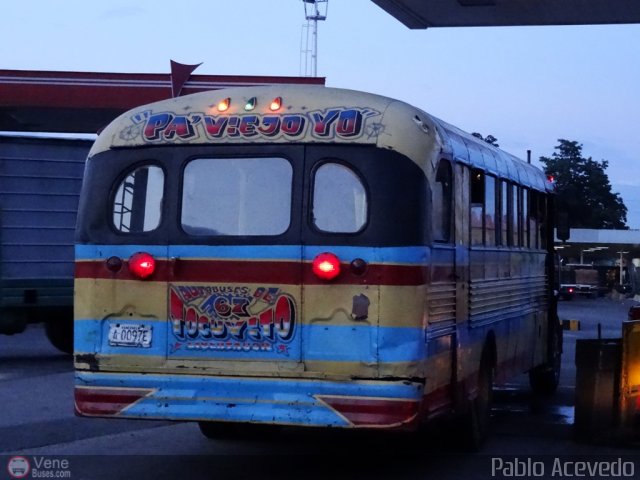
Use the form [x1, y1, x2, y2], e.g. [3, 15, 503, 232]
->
[169, 285, 296, 354]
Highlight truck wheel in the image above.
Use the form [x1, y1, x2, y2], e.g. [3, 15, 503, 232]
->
[45, 317, 73, 355]
[0, 310, 28, 335]
[529, 323, 562, 396]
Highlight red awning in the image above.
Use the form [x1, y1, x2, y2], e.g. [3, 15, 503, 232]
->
[0, 69, 325, 133]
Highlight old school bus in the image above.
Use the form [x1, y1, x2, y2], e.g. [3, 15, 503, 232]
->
[74, 85, 561, 446]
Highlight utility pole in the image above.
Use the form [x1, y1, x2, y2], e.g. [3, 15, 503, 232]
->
[618, 251, 629, 285]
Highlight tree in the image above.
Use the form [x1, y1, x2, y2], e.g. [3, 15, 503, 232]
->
[539, 139, 627, 229]
[471, 132, 499, 147]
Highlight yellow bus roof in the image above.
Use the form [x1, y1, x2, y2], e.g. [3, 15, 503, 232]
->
[90, 85, 550, 191]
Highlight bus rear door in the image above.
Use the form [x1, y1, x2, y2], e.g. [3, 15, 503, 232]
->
[165, 149, 304, 374]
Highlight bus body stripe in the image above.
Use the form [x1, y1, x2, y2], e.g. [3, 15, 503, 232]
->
[74, 259, 429, 286]
[75, 244, 431, 264]
[74, 319, 424, 363]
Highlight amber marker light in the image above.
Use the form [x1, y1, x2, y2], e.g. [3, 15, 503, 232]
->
[269, 97, 282, 111]
[217, 97, 231, 112]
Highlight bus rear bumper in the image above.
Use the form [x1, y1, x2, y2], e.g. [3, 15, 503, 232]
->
[74, 371, 423, 429]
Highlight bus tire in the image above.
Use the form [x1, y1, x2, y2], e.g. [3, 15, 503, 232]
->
[45, 317, 73, 355]
[461, 355, 494, 451]
[529, 323, 562, 396]
[198, 421, 282, 440]
[198, 421, 242, 439]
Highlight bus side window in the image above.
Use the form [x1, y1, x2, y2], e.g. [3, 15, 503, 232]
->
[511, 184, 520, 247]
[112, 165, 164, 233]
[528, 190, 538, 249]
[500, 180, 509, 246]
[470, 169, 484, 246]
[502, 182, 522, 247]
[313, 162, 367, 233]
[485, 175, 497, 246]
[433, 160, 453, 243]
[538, 194, 548, 249]
[522, 187, 529, 248]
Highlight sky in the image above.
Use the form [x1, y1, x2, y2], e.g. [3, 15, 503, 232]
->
[3, 0, 639, 227]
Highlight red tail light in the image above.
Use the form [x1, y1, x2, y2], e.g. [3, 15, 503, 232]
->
[312, 252, 341, 281]
[128, 252, 156, 279]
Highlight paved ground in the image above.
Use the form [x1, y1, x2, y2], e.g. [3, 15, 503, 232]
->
[1, 297, 639, 479]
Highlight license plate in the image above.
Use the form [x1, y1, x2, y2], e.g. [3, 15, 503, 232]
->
[108, 324, 153, 348]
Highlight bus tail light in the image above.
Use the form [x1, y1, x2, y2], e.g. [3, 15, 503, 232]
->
[105, 256, 123, 273]
[350, 258, 368, 276]
[128, 252, 156, 279]
[312, 252, 341, 280]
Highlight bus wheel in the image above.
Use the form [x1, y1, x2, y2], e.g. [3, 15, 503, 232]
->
[45, 317, 73, 355]
[462, 356, 494, 451]
[198, 421, 242, 439]
[198, 421, 282, 440]
[529, 324, 562, 396]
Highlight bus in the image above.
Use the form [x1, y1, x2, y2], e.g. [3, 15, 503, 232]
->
[73, 85, 561, 447]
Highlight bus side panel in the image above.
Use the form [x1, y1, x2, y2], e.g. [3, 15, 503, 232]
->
[465, 248, 548, 389]
[301, 246, 428, 380]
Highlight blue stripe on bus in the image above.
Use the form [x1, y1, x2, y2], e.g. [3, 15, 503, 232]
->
[76, 244, 430, 264]
[75, 244, 168, 260]
[303, 246, 429, 264]
[74, 319, 424, 363]
[304, 325, 425, 362]
[75, 371, 423, 426]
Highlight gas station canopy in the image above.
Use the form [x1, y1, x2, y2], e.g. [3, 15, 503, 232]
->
[0, 69, 324, 134]
[372, 0, 640, 28]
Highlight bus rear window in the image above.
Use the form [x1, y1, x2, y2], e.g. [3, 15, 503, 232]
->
[112, 165, 164, 233]
[313, 162, 367, 233]
[181, 157, 292, 236]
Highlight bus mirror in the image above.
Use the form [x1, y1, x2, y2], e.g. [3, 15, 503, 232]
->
[556, 211, 570, 242]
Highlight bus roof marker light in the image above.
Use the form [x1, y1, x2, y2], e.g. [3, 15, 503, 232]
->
[269, 97, 282, 111]
[245, 97, 257, 111]
[217, 97, 231, 112]
[128, 252, 156, 279]
[312, 252, 341, 281]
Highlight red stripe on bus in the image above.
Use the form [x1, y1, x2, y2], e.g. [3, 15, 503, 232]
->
[75, 260, 428, 286]
[74, 387, 153, 416]
[318, 396, 420, 427]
